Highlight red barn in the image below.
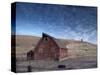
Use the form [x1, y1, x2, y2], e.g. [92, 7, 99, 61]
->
[29, 33, 68, 61]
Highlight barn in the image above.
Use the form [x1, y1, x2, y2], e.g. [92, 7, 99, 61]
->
[27, 33, 68, 61]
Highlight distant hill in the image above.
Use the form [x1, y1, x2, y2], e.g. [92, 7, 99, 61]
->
[15, 35, 97, 58]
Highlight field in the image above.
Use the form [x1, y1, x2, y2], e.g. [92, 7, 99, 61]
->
[13, 35, 97, 72]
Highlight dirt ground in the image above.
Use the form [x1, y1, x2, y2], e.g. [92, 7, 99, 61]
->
[16, 56, 97, 73]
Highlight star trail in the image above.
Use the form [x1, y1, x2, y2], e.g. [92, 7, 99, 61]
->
[14, 2, 97, 44]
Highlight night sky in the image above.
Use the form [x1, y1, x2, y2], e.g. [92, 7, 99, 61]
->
[15, 2, 97, 44]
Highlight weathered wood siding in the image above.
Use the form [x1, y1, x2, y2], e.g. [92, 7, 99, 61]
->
[60, 48, 68, 58]
[34, 36, 60, 60]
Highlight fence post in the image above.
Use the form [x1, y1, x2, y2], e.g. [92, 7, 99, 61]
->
[27, 65, 32, 72]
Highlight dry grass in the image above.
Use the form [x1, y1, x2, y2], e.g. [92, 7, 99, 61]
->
[15, 35, 97, 58]
[12, 35, 97, 72]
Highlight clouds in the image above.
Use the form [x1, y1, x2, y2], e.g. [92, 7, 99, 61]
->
[15, 2, 97, 44]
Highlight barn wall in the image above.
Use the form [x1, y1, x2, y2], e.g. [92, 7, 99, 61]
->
[59, 48, 68, 59]
[34, 36, 60, 60]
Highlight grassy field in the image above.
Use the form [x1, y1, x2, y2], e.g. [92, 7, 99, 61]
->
[13, 35, 97, 72]
[15, 35, 97, 58]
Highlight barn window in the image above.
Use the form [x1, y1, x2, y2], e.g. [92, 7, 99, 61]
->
[44, 37, 48, 41]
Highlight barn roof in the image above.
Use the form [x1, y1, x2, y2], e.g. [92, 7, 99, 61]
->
[54, 38, 68, 48]
[42, 33, 69, 48]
